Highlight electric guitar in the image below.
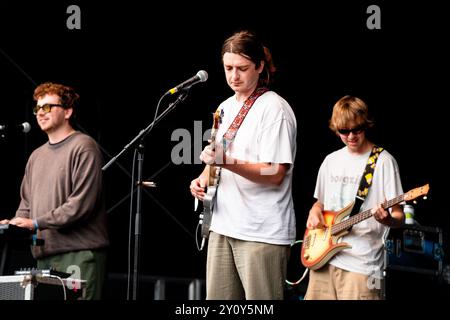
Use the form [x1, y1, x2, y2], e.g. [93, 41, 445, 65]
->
[301, 184, 430, 270]
[198, 109, 222, 250]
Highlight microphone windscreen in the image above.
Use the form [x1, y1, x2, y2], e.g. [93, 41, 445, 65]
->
[22, 122, 31, 133]
[197, 70, 208, 82]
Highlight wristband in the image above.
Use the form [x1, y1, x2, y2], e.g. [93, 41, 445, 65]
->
[33, 219, 39, 231]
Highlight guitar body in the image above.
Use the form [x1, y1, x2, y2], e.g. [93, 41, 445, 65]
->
[200, 166, 221, 239]
[300, 184, 430, 271]
[301, 201, 355, 270]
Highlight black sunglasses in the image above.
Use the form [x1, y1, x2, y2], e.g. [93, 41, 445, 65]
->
[337, 125, 365, 135]
[33, 103, 63, 115]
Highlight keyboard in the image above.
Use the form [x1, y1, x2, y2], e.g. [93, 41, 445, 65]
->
[0, 223, 33, 236]
[0, 224, 44, 245]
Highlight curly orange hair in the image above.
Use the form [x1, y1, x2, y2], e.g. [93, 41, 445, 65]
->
[33, 82, 79, 109]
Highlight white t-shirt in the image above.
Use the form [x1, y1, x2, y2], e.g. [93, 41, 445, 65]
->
[314, 146, 403, 278]
[210, 91, 297, 245]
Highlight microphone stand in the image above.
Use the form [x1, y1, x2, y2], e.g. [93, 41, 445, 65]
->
[102, 89, 190, 300]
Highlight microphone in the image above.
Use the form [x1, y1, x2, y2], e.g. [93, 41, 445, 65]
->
[166, 70, 208, 95]
[0, 122, 31, 133]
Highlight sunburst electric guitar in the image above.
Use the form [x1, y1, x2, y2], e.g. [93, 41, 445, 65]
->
[198, 109, 222, 250]
[301, 184, 430, 270]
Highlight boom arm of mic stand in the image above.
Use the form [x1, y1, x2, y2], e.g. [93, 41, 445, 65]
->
[102, 90, 190, 171]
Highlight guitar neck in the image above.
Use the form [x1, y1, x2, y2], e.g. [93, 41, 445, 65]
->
[207, 164, 216, 184]
[331, 193, 405, 235]
[206, 108, 222, 187]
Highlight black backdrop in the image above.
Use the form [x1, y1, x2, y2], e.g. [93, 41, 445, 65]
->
[1, 0, 449, 300]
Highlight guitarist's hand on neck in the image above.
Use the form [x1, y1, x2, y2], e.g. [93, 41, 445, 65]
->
[371, 204, 405, 227]
[199, 140, 226, 166]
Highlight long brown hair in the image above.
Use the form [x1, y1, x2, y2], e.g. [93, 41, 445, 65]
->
[221, 30, 276, 86]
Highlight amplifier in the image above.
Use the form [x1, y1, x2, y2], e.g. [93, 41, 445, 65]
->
[384, 224, 444, 276]
[0, 275, 86, 300]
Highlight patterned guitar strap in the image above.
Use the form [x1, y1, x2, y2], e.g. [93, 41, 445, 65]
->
[221, 87, 269, 151]
[348, 146, 384, 226]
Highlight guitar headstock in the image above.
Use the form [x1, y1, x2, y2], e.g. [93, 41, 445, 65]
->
[209, 108, 222, 144]
[404, 184, 430, 202]
[212, 108, 222, 130]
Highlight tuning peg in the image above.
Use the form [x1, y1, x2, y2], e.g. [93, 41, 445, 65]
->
[423, 196, 427, 200]
[413, 200, 417, 204]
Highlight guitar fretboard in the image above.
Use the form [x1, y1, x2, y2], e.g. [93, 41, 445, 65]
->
[331, 194, 405, 235]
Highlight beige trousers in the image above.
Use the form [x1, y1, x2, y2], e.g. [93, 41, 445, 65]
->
[206, 231, 290, 300]
[305, 264, 383, 300]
